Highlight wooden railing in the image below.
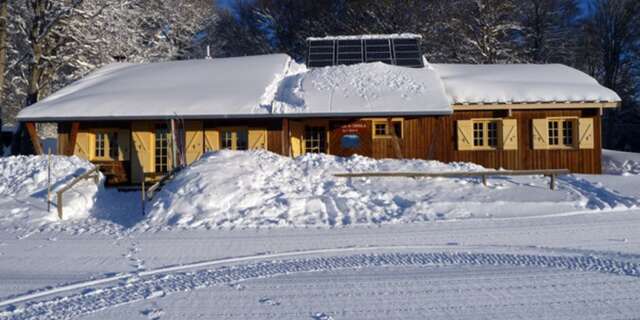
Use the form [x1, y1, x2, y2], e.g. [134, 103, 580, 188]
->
[138, 167, 183, 216]
[56, 166, 101, 219]
[334, 169, 570, 190]
[144, 166, 183, 201]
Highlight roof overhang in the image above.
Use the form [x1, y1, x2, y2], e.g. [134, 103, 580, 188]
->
[452, 101, 620, 111]
[17, 110, 453, 123]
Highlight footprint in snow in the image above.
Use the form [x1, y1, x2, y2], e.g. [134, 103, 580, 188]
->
[229, 283, 246, 291]
[258, 297, 281, 306]
[140, 307, 165, 320]
[312, 313, 334, 320]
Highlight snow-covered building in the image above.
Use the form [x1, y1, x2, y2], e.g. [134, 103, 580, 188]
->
[16, 34, 620, 184]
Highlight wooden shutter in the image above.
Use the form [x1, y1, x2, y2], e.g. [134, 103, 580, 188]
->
[532, 119, 549, 150]
[204, 128, 220, 152]
[73, 132, 91, 160]
[456, 120, 473, 151]
[500, 119, 518, 150]
[249, 128, 268, 150]
[185, 120, 204, 164]
[578, 118, 595, 149]
[131, 122, 154, 184]
[117, 129, 130, 161]
[290, 121, 304, 156]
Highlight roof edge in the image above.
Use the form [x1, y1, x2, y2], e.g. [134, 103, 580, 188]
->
[16, 110, 454, 123]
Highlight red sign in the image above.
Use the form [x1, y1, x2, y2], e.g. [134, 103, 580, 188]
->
[336, 122, 367, 135]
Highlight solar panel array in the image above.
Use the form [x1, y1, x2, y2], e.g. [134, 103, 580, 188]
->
[307, 37, 423, 68]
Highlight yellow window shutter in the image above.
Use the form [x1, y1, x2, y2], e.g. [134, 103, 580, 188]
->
[117, 129, 130, 161]
[578, 118, 595, 149]
[74, 132, 91, 160]
[184, 121, 204, 164]
[290, 121, 304, 156]
[249, 128, 268, 150]
[532, 119, 549, 150]
[500, 119, 518, 150]
[456, 120, 473, 151]
[204, 128, 220, 152]
[131, 122, 154, 183]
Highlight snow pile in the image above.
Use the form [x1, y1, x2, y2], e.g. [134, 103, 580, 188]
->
[432, 63, 621, 104]
[603, 149, 640, 175]
[145, 151, 637, 229]
[272, 62, 451, 115]
[0, 155, 102, 225]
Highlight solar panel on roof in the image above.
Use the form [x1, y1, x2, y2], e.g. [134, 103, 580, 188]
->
[307, 36, 424, 68]
[307, 40, 335, 68]
[336, 40, 363, 65]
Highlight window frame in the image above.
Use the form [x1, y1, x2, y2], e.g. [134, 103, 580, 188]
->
[219, 127, 249, 151]
[469, 119, 500, 150]
[371, 118, 404, 139]
[91, 129, 120, 161]
[154, 126, 171, 174]
[546, 117, 578, 150]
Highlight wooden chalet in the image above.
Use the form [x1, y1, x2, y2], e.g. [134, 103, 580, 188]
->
[15, 34, 621, 185]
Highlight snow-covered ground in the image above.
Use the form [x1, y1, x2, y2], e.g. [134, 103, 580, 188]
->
[1, 150, 640, 319]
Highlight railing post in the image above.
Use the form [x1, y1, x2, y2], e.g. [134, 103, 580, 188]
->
[141, 177, 146, 216]
[550, 174, 556, 190]
[482, 174, 487, 186]
[57, 191, 63, 219]
[47, 150, 51, 212]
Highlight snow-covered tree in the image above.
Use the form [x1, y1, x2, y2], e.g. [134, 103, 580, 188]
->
[2, 0, 215, 125]
[447, 0, 522, 64]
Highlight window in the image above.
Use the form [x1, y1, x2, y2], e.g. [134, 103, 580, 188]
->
[548, 118, 575, 148]
[473, 122, 483, 147]
[108, 132, 119, 159]
[221, 130, 233, 149]
[304, 126, 326, 153]
[372, 119, 403, 139]
[458, 119, 518, 151]
[95, 133, 106, 158]
[471, 120, 499, 149]
[220, 128, 248, 150]
[155, 127, 170, 173]
[94, 131, 120, 160]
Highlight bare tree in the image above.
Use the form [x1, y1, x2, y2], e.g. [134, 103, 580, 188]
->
[516, 0, 579, 63]
[0, 0, 8, 127]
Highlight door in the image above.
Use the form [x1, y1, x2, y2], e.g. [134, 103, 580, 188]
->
[304, 126, 327, 154]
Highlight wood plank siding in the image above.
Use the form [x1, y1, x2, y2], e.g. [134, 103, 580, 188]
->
[57, 108, 603, 185]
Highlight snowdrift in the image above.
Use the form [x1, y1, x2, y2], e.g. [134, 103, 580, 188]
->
[145, 151, 638, 229]
[602, 149, 640, 175]
[0, 155, 102, 228]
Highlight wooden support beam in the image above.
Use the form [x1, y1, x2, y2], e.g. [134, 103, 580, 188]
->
[282, 118, 290, 156]
[25, 122, 43, 155]
[66, 122, 80, 156]
[387, 118, 403, 159]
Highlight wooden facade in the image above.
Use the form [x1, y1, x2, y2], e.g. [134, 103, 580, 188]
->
[55, 106, 605, 185]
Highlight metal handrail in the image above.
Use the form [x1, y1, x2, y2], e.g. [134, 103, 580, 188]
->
[334, 169, 571, 190]
[56, 166, 101, 219]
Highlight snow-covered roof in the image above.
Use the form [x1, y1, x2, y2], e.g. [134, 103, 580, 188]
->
[17, 54, 621, 122]
[307, 33, 422, 41]
[271, 62, 451, 116]
[17, 54, 293, 121]
[431, 63, 621, 104]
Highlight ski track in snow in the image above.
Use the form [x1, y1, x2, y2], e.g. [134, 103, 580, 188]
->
[2, 249, 640, 320]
